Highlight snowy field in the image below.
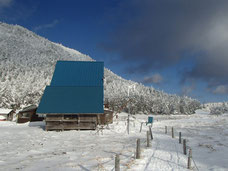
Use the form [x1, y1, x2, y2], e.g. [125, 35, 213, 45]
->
[0, 111, 228, 171]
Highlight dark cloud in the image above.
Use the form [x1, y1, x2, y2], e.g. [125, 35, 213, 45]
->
[101, 0, 228, 93]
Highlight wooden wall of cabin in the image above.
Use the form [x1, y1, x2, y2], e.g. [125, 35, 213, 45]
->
[17, 109, 43, 123]
[7, 111, 14, 121]
[45, 111, 114, 131]
[45, 114, 97, 131]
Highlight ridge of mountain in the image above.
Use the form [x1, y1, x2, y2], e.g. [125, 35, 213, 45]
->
[0, 22, 200, 114]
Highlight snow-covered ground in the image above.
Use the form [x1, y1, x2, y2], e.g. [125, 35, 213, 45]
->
[0, 111, 228, 170]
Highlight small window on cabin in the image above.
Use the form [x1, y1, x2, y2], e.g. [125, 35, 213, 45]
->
[21, 113, 30, 118]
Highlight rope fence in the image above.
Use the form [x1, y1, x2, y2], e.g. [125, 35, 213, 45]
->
[102, 115, 200, 171]
[165, 126, 200, 171]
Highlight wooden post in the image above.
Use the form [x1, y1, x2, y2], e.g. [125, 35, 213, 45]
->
[147, 131, 150, 147]
[115, 154, 120, 171]
[127, 114, 130, 134]
[187, 149, 192, 169]
[140, 122, 143, 133]
[171, 127, 174, 138]
[179, 132, 182, 144]
[61, 114, 64, 131]
[183, 139, 187, 155]
[165, 126, 167, 134]
[78, 114, 80, 131]
[136, 139, 141, 159]
[149, 126, 153, 140]
[97, 114, 101, 125]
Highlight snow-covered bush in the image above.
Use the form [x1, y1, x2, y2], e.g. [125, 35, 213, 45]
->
[210, 102, 228, 115]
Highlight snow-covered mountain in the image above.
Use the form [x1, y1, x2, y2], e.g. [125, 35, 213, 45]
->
[0, 22, 200, 114]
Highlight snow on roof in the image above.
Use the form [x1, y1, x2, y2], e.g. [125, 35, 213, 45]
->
[0, 115, 6, 120]
[20, 105, 37, 113]
[0, 108, 13, 115]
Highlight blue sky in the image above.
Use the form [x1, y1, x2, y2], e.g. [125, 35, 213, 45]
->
[1, 0, 228, 103]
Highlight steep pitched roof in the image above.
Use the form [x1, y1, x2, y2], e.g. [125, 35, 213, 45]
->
[37, 86, 103, 114]
[37, 61, 104, 114]
[50, 61, 104, 87]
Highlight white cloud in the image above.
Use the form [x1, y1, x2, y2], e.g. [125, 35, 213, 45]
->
[143, 73, 163, 84]
[34, 19, 59, 32]
[0, 0, 13, 8]
[213, 85, 228, 94]
[181, 85, 195, 96]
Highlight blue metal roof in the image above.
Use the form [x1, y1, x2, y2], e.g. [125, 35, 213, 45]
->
[37, 86, 104, 114]
[50, 61, 104, 87]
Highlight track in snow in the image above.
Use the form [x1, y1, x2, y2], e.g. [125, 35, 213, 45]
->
[129, 129, 190, 171]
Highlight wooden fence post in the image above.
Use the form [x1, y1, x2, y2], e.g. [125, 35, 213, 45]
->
[149, 126, 153, 140]
[187, 149, 192, 169]
[127, 114, 130, 134]
[136, 139, 141, 159]
[140, 122, 143, 133]
[115, 154, 120, 171]
[165, 126, 167, 134]
[183, 139, 187, 155]
[172, 127, 174, 138]
[147, 131, 150, 147]
[179, 132, 182, 144]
